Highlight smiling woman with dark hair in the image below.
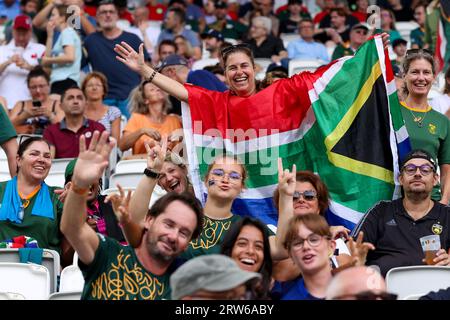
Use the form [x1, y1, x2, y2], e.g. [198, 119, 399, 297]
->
[0, 136, 71, 264]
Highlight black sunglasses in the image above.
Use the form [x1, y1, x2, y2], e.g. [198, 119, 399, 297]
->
[220, 43, 251, 58]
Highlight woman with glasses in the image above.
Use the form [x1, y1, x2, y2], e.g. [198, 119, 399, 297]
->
[399, 49, 450, 204]
[9, 66, 63, 135]
[271, 169, 354, 282]
[117, 149, 289, 263]
[82, 72, 121, 145]
[119, 80, 182, 158]
[274, 214, 372, 300]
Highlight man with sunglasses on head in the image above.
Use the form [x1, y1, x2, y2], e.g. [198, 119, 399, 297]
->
[352, 149, 450, 277]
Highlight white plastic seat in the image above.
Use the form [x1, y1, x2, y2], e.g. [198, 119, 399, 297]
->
[386, 265, 450, 300]
[280, 33, 301, 48]
[102, 187, 136, 196]
[395, 21, 419, 44]
[0, 262, 50, 300]
[44, 171, 65, 188]
[0, 148, 6, 160]
[254, 58, 273, 81]
[0, 160, 9, 174]
[403, 293, 423, 300]
[50, 158, 75, 173]
[109, 172, 142, 189]
[0, 292, 26, 300]
[0, 172, 10, 182]
[191, 58, 220, 70]
[48, 291, 82, 300]
[115, 159, 148, 174]
[59, 252, 84, 293]
[288, 58, 324, 76]
[0, 249, 60, 294]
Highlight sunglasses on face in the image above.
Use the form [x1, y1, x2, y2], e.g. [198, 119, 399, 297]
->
[333, 291, 398, 300]
[293, 190, 317, 201]
[211, 168, 242, 180]
[402, 164, 435, 176]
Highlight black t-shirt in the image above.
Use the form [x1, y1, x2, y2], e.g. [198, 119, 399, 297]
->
[352, 199, 450, 277]
[246, 35, 286, 59]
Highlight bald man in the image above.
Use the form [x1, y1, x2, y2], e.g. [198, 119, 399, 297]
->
[326, 266, 396, 300]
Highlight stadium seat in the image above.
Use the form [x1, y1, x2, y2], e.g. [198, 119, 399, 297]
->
[280, 33, 300, 48]
[50, 158, 75, 173]
[0, 249, 60, 294]
[0, 262, 50, 299]
[0, 159, 9, 174]
[386, 265, 450, 299]
[395, 21, 419, 45]
[403, 293, 423, 300]
[59, 253, 84, 293]
[0, 172, 10, 182]
[192, 58, 220, 70]
[109, 172, 142, 189]
[0, 148, 6, 160]
[254, 58, 273, 80]
[44, 171, 66, 188]
[0, 291, 26, 300]
[288, 59, 324, 76]
[115, 159, 147, 174]
[102, 187, 136, 196]
[48, 291, 82, 300]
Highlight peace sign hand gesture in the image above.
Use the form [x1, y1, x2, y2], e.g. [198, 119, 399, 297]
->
[144, 136, 168, 173]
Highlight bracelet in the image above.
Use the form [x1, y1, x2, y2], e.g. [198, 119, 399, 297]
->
[144, 168, 160, 179]
[146, 69, 157, 83]
[71, 182, 89, 196]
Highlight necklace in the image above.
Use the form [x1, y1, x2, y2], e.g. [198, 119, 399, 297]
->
[402, 101, 430, 128]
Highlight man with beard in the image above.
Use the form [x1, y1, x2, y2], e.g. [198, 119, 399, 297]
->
[61, 130, 204, 300]
[352, 150, 450, 277]
[43, 86, 105, 159]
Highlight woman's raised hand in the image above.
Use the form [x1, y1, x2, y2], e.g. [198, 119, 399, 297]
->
[278, 158, 296, 197]
[72, 131, 115, 189]
[105, 184, 132, 225]
[114, 42, 147, 75]
[144, 136, 167, 173]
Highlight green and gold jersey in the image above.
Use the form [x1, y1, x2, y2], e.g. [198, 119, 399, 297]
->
[400, 102, 450, 200]
[80, 234, 171, 300]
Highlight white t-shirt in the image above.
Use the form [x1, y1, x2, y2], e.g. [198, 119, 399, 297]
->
[0, 40, 45, 109]
[126, 25, 161, 55]
[430, 93, 450, 115]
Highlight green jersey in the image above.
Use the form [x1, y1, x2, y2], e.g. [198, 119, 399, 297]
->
[80, 235, 172, 300]
[0, 182, 63, 252]
[400, 103, 450, 200]
[0, 106, 16, 144]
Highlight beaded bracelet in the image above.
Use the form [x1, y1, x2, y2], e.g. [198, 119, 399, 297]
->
[146, 69, 157, 83]
[71, 182, 89, 196]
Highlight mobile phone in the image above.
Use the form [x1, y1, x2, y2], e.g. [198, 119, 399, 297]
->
[32, 100, 42, 108]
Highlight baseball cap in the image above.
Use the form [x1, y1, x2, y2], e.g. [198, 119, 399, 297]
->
[170, 254, 261, 300]
[214, 0, 227, 9]
[399, 149, 437, 171]
[351, 23, 369, 32]
[158, 54, 188, 71]
[64, 158, 78, 185]
[13, 15, 32, 30]
[392, 38, 407, 48]
[202, 29, 224, 42]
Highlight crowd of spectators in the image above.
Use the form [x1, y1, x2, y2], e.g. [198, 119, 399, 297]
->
[0, 0, 449, 301]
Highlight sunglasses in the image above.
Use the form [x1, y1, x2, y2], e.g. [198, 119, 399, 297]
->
[333, 291, 398, 300]
[220, 43, 251, 58]
[402, 163, 435, 176]
[293, 190, 317, 201]
[210, 168, 242, 180]
[405, 48, 433, 57]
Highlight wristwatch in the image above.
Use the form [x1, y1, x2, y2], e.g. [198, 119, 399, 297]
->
[144, 168, 160, 179]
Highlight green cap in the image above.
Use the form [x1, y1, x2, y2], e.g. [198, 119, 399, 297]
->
[64, 158, 78, 183]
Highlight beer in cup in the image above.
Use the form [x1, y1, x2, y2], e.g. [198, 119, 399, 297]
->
[420, 235, 441, 265]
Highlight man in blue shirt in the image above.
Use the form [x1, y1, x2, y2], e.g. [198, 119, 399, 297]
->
[84, 0, 149, 119]
[0, 0, 20, 21]
[287, 18, 330, 62]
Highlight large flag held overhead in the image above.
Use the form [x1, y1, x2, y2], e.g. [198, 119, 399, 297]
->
[181, 35, 410, 230]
